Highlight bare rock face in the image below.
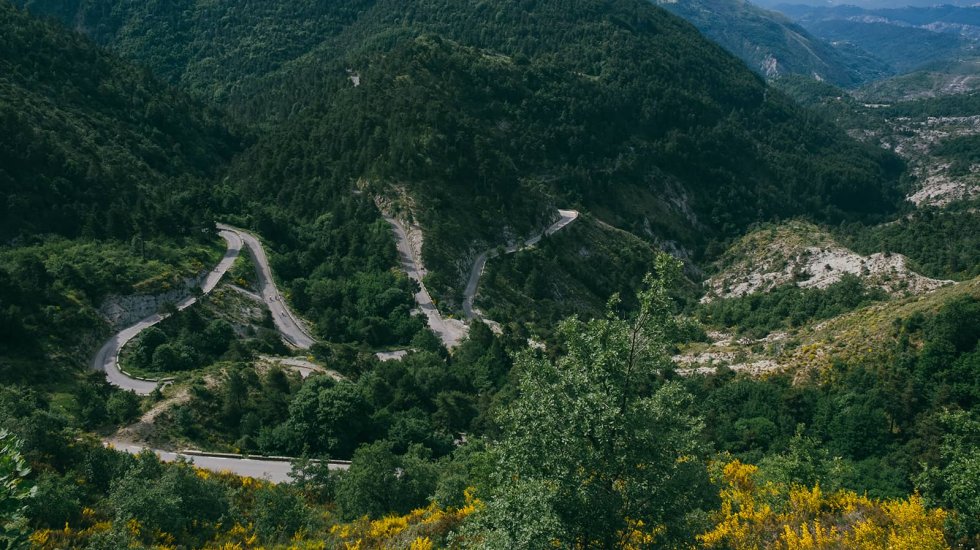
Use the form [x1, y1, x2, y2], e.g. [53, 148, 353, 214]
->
[99, 274, 206, 330]
[875, 114, 980, 207]
[702, 221, 953, 303]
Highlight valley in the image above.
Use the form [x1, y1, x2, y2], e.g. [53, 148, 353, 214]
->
[1, 0, 977, 548]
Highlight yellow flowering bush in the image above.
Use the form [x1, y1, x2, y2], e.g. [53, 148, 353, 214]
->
[699, 460, 950, 550]
[327, 488, 482, 549]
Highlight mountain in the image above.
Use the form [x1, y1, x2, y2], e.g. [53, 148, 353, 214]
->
[2, 2, 978, 549]
[233, 2, 907, 311]
[654, 0, 888, 86]
[0, 1, 239, 240]
[857, 56, 980, 101]
[771, 4, 979, 74]
[15, 0, 905, 305]
[776, 4, 980, 37]
[0, 0, 243, 385]
[757, 0, 978, 8]
[13, 0, 378, 117]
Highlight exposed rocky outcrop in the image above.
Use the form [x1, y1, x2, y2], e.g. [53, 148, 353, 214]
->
[99, 274, 206, 330]
[702, 221, 953, 303]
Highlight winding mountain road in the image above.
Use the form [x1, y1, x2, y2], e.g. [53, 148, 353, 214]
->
[217, 224, 316, 349]
[92, 229, 243, 395]
[93, 224, 316, 394]
[385, 209, 578, 346]
[385, 216, 468, 348]
[94, 225, 330, 480]
[463, 209, 579, 322]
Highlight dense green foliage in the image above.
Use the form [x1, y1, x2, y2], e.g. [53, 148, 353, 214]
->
[254, 206, 424, 348]
[0, 1, 240, 241]
[0, 387, 326, 546]
[170, 321, 512, 459]
[840, 201, 980, 281]
[0, 237, 223, 382]
[167, 364, 303, 453]
[857, 57, 980, 102]
[2, 1, 977, 547]
[879, 90, 980, 118]
[0, 429, 35, 548]
[467, 258, 713, 548]
[478, 216, 692, 335]
[684, 295, 980, 511]
[16, 0, 376, 115]
[2, 269, 978, 547]
[19, 0, 904, 304]
[120, 305, 282, 379]
[697, 274, 889, 337]
[932, 134, 980, 175]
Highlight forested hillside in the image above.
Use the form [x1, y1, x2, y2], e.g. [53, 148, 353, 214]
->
[15, 1, 894, 240]
[218, 0, 905, 309]
[0, 0, 239, 386]
[2, 1, 977, 548]
[14, 0, 377, 112]
[0, 1, 240, 240]
[774, 4, 978, 76]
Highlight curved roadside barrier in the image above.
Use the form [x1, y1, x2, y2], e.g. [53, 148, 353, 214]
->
[179, 449, 352, 467]
[108, 441, 350, 484]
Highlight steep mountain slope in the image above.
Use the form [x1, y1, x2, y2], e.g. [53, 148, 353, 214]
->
[702, 220, 952, 304]
[794, 80, 980, 211]
[857, 57, 980, 101]
[0, 0, 241, 382]
[654, 0, 888, 86]
[0, 1, 239, 240]
[2, 4, 977, 548]
[760, 0, 977, 7]
[808, 20, 970, 74]
[681, 267, 980, 377]
[14, 0, 377, 112]
[222, 0, 904, 311]
[13, 0, 904, 314]
[780, 5, 980, 40]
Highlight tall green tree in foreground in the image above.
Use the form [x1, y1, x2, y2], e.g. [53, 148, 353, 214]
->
[466, 255, 712, 548]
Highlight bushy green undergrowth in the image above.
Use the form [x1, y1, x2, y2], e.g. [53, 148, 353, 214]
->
[0, 235, 224, 382]
[697, 274, 889, 338]
[840, 201, 980, 281]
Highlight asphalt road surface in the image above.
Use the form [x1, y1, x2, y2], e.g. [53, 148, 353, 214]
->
[94, 224, 317, 394]
[110, 442, 348, 483]
[217, 224, 316, 349]
[463, 209, 579, 321]
[91, 229, 243, 395]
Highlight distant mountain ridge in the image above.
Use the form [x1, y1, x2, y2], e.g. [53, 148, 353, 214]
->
[757, 0, 978, 8]
[778, 4, 980, 39]
[770, 3, 979, 74]
[655, 0, 889, 86]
